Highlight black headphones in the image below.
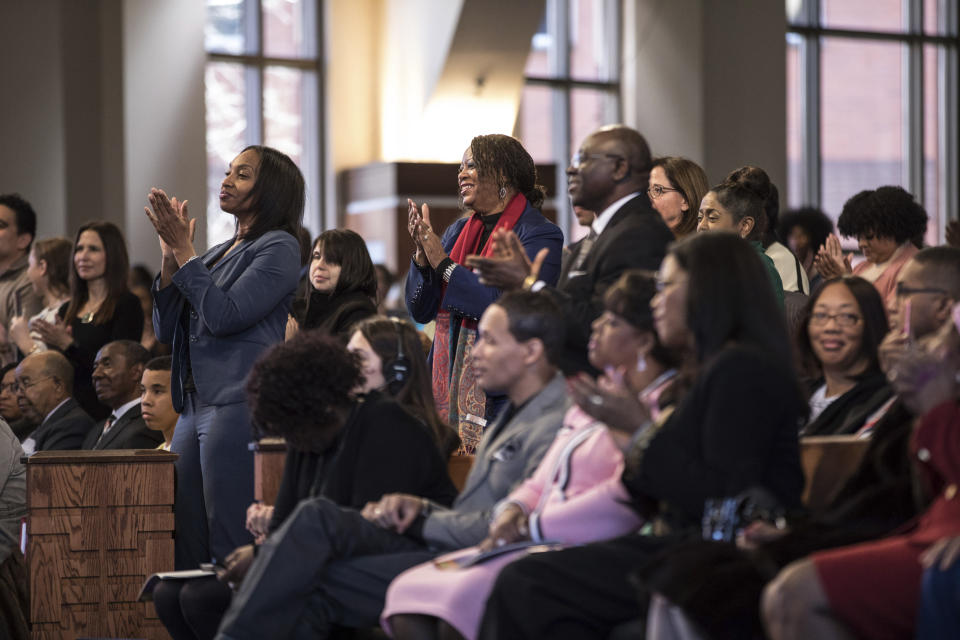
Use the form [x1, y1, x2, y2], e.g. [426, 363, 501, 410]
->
[383, 318, 411, 395]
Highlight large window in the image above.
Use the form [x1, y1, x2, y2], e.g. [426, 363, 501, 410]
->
[204, 0, 322, 246]
[787, 0, 958, 246]
[515, 0, 621, 240]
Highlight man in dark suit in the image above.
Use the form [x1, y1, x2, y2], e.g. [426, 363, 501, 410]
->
[469, 125, 675, 373]
[15, 351, 92, 453]
[213, 291, 569, 640]
[83, 340, 164, 450]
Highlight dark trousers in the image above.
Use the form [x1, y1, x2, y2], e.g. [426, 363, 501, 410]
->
[172, 395, 254, 569]
[477, 532, 683, 640]
[215, 496, 435, 640]
[154, 576, 232, 640]
[916, 562, 960, 640]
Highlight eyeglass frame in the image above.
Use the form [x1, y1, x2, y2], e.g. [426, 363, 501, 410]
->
[895, 282, 948, 298]
[647, 184, 682, 200]
[11, 376, 56, 394]
[809, 311, 862, 328]
[569, 152, 624, 170]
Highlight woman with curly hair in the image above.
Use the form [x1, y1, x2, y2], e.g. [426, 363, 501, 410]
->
[405, 134, 563, 453]
[153, 331, 457, 640]
[778, 206, 835, 290]
[815, 186, 928, 306]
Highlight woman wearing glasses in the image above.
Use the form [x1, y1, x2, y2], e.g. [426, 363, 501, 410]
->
[799, 276, 892, 436]
[405, 134, 562, 453]
[648, 157, 709, 239]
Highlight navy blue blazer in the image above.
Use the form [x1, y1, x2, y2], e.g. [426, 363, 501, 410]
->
[153, 230, 301, 412]
[404, 203, 564, 323]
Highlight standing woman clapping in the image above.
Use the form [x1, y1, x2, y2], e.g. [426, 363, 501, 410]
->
[145, 145, 303, 570]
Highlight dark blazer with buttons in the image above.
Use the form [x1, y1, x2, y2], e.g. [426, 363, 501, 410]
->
[82, 403, 165, 450]
[404, 202, 564, 324]
[420, 373, 569, 550]
[551, 194, 675, 374]
[27, 397, 93, 452]
[153, 230, 301, 412]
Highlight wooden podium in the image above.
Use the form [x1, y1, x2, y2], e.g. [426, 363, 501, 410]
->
[25, 450, 177, 640]
[251, 438, 287, 506]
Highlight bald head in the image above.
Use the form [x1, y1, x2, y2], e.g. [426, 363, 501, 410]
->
[568, 125, 652, 213]
[591, 125, 652, 176]
[15, 351, 73, 419]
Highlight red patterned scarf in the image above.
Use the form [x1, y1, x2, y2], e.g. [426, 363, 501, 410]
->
[432, 193, 527, 453]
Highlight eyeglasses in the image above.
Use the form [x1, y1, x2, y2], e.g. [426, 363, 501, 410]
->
[809, 311, 861, 327]
[0, 383, 16, 394]
[647, 184, 681, 199]
[895, 282, 948, 298]
[569, 152, 624, 170]
[11, 376, 54, 393]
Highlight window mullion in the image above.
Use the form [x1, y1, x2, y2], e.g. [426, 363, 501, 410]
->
[905, 0, 924, 203]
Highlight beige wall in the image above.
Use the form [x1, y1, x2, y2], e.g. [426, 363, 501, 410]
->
[623, 0, 786, 193]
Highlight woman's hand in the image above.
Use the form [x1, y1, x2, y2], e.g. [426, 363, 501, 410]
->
[414, 204, 447, 269]
[407, 199, 427, 266]
[478, 503, 530, 552]
[32, 317, 73, 351]
[568, 367, 651, 435]
[8, 315, 34, 353]
[736, 520, 789, 551]
[285, 314, 299, 341]
[466, 229, 548, 291]
[814, 234, 853, 278]
[220, 544, 256, 587]
[245, 502, 274, 538]
[144, 188, 197, 265]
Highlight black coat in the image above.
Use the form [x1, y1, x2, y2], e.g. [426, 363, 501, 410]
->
[549, 195, 674, 374]
[27, 397, 93, 452]
[82, 403, 165, 450]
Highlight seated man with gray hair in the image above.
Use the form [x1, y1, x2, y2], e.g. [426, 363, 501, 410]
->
[16, 350, 92, 453]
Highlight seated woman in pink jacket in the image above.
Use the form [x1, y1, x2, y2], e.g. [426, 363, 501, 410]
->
[381, 271, 678, 640]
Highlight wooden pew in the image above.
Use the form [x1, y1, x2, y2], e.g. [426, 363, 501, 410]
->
[251, 438, 287, 506]
[25, 449, 177, 640]
[800, 435, 871, 510]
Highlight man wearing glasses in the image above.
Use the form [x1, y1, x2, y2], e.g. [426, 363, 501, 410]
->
[887, 247, 960, 340]
[470, 125, 674, 375]
[15, 351, 92, 453]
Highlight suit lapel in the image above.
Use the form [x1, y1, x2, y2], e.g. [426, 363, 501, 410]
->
[95, 405, 140, 450]
[456, 375, 566, 501]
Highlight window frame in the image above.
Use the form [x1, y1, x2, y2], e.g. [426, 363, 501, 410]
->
[787, 0, 959, 241]
[204, 0, 325, 246]
[521, 0, 622, 239]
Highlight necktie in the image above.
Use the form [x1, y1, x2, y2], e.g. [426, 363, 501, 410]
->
[568, 228, 598, 276]
[96, 414, 117, 447]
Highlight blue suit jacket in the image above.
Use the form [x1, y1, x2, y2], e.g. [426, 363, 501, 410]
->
[153, 230, 301, 412]
[404, 203, 564, 323]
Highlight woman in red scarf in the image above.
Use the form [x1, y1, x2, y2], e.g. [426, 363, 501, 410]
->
[405, 134, 563, 453]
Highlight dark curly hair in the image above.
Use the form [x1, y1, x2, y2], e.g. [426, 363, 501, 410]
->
[603, 270, 680, 369]
[837, 186, 928, 247]
[246, 331, 362, 452]
[796, 276, 888, 377]
[469, 134, 546, 209]
[777, 207, 834, 254]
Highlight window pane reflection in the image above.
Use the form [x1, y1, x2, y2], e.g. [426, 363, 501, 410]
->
[821, 0, 904, 33]
[205, 62, 249, 245]
[820, 38, 905, 239]
[263, 0, 316, 58]
[516, 85, 555, 164]
[206, 0, 251, 55]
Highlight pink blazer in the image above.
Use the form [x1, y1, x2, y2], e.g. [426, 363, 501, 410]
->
[853, 243, 918, 308]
